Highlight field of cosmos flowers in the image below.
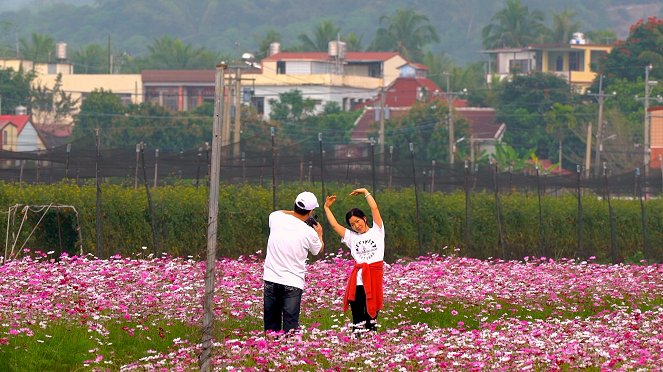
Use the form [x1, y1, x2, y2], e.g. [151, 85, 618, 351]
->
[0, 249, 661, 370]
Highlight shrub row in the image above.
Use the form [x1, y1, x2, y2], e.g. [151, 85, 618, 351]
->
[0, 181, 660, 263]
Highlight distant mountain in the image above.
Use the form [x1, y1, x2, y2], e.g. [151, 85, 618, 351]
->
[0, 0, 660, 64]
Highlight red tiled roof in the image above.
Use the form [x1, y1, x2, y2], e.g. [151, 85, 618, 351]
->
[33, 123, 72, 137]
[351, 106, 504, 143]
[455, 108, 504, 139]
[0, 115, 30, 134]
[142, 70, 216, 83]
[262, 51, 401, 62]
[351, 107, 410, 142]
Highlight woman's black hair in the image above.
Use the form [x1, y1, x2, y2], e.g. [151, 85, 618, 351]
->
[345, 208, 368, 232]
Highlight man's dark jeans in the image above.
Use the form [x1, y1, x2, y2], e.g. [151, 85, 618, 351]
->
[263, 280, 303, 332]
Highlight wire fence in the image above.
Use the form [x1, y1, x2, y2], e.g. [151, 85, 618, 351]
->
[1, 135, 662, 198]
[3, 134, 663, 263]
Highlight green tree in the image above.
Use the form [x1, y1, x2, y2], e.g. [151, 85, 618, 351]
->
[128, 36, 219, 70]
[601, 17, 663, 82]
[73, 88, 125, 145]
[19, 33, 54, 63]
[124, 103, 210, 150]
[0, 66, 34, 115]
[546, 9, 582, 44]
[344, 32, 363, 52]
[254, 29, 282, 59]
[268, 89, 317, 123]
[496, 73, 571, 161]
[71, 44, 109, 74]
[585, 29, 617, 45]
[382, 101, 469, 162]
[543, 103, 577, 167]
[492, 143, 536, 172]
[297, 20, 341, 51]
[31, 73, 79, 124]
[481, 0, 546, 49]
[370, 8, 439, 62]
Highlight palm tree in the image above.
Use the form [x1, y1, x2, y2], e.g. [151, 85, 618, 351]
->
[344, 32, 363, 52]
[370, 9, 439, 62]
[19, 33, 54, 63]
[297, 20, 341, 51]
[143, 36, 219, 69]
[481, 0, 546, 49]
[255, 30, 282, 59]
[71, 44, 108, 73]
[547, 9, 582, 44]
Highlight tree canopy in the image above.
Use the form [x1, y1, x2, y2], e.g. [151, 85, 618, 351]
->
[481, 0, 546, 49]
[369, 8, 439, 62]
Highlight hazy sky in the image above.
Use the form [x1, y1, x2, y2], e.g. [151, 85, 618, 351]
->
[1, 0, 93, 12]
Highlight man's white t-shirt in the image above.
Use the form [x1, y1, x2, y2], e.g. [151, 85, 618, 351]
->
[342, 223, 385, 285]
[263, 211, 323, 289]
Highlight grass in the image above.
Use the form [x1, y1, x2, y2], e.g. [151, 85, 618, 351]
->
[0, 320, 198, 371]
[1, 295, 661, 371]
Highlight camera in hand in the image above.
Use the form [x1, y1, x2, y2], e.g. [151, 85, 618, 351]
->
[305, 214, 318, 228]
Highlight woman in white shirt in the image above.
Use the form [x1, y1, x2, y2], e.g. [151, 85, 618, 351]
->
[323, 187, 385, 332]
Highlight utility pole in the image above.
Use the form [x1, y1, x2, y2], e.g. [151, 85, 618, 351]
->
[379, 86, 385, 167]
[233, 66, 242, 158]
[586, 75, 616, 177]
[222, 70, 232, 159]
[444, 72, 467, 165]
[200, 61, 227, 372]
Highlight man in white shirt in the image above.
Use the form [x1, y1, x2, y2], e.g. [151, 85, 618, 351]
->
[263, 191, 324, 332]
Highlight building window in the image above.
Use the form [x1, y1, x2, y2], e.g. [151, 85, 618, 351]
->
[3, 130, 7, 146]
[556, 56, 563, 71]
[117, 93, 132, 106]
[162, 93, 178, 111]
[368, 63, 382, 78]
[569, 52, 584, 71]
[277, 61, 286, 74]
[509, 59, 530, 73]
[251, 97, 264, 115]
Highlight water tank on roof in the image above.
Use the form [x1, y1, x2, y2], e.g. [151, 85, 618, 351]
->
[55, 42, 67, 60]
[15, 105, 27, 115]
[570, 32, 587, 45]
[269, 42, 280, 56]
[328, 41, 346, 59]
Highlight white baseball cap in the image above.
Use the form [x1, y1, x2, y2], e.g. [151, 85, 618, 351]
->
[295, 191, 319, 210]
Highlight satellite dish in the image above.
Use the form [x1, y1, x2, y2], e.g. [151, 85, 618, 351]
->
[242, 52, 255, 61]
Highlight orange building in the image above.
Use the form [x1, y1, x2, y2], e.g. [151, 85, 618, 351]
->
[649, 107, 663, 168]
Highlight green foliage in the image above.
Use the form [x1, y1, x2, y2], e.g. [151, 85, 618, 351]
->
[545, 9, 582, 44]
[72, 88, 126, 143]
[601, 17, 663, 82]
[71, 44, 110, 74]
[31, 73, 79, 125]
[267, 90, 359, 155]
[268, 89, 316, 123]
[18, 32, 54, 63]
[296, 20, 342, 52]
[369, 8, 439, 62]
[73, 91, 211, 150]
[124, 36, 220, 72]
[481, 0, 546, 49]
[1, 182, 662, 263]
[0, 66, 34, 115]
[383, 101, 470, 163]
[497, 73, 572, 161]
[0, 320, 197, 371]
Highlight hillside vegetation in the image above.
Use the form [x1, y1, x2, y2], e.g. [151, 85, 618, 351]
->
[0, 0, 660, 64]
